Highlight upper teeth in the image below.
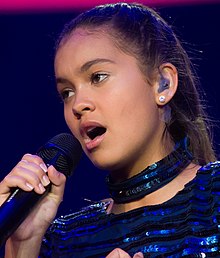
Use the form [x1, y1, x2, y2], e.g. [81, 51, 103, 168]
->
[87, 127, 96, 133]
[87, 127, 99, 140]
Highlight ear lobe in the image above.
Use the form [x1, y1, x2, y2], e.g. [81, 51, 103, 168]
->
[154, 63, 178, 106]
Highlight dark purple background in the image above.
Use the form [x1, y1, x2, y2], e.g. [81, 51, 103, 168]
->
[0, 2, 220, 218]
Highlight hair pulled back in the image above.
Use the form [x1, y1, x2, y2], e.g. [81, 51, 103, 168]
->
[56, 3, 216, 165]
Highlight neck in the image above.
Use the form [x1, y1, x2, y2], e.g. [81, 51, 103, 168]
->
[109, 134, 175, 183]
[106, 137, 193, 205]
[110, 162, 200, 214]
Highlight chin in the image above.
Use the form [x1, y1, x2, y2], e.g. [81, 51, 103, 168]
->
[90, 158, 121, 172]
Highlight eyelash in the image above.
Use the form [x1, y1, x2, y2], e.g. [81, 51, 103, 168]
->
[90, 72, 108, 84]
[58, 72, 109, 102]
[59, 89, 75, 102]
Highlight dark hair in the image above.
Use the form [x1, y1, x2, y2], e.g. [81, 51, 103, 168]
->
[55, 2, 216, 165]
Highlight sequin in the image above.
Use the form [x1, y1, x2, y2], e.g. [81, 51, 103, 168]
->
[40, 152, 220, 257]
[106, 137, 193, 203]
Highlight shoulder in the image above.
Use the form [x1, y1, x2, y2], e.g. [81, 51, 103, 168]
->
[40, 199, 113, 256]
[191, 161, 220, 192]
[198, 161, 220, 175]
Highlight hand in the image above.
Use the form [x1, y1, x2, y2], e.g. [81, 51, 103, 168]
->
[0, 153, 66, 243]
[106, 248, 144, 258]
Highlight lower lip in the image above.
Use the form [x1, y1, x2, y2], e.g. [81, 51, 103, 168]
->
[85, 133, 106, 151]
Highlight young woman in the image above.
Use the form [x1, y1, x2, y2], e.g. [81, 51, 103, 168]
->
[1, 2, 219, 257]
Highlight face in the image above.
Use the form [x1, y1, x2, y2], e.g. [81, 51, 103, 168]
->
[55, 29, 166, 179]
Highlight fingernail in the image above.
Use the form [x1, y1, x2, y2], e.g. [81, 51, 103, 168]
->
[38, 183, 45, 193]
[50, 165, 60, 176]
[40, 163, 48, 173]
[21, 159, 28, 163]
[26, 182, 34, 190]
[42, 175, 50, 186]
[134, 252, 144, 258]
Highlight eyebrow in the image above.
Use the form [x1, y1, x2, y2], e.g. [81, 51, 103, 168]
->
[80, 58, 115, 72]
[56, 77, 70, 86]
[56, 58, 115, 85]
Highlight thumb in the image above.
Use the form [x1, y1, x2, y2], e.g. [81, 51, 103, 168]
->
[47, 165, 66, 204]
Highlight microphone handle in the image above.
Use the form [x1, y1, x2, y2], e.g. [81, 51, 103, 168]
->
[0, 184, 51, 247]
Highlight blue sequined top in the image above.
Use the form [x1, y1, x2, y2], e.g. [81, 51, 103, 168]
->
[40, 162, 220, 257]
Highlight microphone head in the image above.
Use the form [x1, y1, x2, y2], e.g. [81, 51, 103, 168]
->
[37, 133, 82, 177]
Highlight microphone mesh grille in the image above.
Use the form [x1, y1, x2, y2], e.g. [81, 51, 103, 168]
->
[37, 133, 82, 177]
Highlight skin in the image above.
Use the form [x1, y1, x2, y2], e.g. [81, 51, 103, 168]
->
[1, 28, 200, 257]
[1, 155, 66, 257]
[55, 29, 175, 181]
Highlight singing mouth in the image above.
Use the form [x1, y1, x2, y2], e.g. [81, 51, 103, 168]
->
[86, 126, 106, 140]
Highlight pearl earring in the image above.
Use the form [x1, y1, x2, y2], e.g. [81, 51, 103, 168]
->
[159, 95, 166, 103]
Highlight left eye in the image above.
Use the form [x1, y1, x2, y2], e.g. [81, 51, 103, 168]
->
[91, 73, 108, 84]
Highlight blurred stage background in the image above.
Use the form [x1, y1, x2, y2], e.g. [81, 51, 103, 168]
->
[0, 0, 220, 232]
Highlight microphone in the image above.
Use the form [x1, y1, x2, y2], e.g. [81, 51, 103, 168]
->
[0, 133, 82, 246]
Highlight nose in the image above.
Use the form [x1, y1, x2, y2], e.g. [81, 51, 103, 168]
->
[72, 91, 95, 119]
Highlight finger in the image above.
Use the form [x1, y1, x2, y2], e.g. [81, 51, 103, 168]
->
[106, 248, 131, 258]
[46, 165, 66, 205]
[22, 153, 47, 167]
[2, 157, 50, 195]
[21, 154, 49, 177]
[0, 174, 34, 194]
[3, 170, 46, 195]
[19, 159, 48, 174]
[16, 160, 50, 187]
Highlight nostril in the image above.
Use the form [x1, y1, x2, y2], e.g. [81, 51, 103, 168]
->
[73, 111, 81, 120]
[83, 107, 91, 111]
[73, 106, 93, 119]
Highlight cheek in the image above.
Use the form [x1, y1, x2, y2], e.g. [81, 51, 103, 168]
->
[118, 87, 155, 120]
[64, 107, 70, 124]
[64, 107, 76, 132]
[64, 110, 83, 146]
[117, 92, 159, 138]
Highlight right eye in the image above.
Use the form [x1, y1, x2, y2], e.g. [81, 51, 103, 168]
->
[59, 89, 75, 101]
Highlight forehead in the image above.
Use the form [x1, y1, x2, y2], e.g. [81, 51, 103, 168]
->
[55, 28, 119, 61]
[54, 28, 142, 77]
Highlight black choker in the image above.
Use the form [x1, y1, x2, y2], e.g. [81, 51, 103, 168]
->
[106, 137, 193, 204]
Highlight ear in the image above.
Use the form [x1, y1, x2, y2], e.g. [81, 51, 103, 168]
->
[153, 63, 178, 106]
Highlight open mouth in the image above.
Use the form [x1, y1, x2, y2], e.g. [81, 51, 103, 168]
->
[86, 126, 106, 140]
